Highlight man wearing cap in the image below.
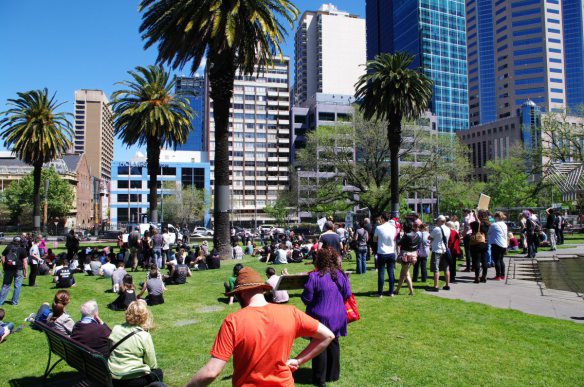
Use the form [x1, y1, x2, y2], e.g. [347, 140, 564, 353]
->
[427, 215, 451, 292]
[0, 237, 29, 306]
[186, 267, 335, 387]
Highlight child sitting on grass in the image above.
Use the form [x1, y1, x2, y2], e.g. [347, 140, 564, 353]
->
[0, 308, 15, 343]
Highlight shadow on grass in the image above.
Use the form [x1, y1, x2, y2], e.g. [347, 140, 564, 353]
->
[9, 371, 90, 387]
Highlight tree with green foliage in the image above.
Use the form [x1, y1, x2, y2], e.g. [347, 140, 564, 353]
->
[484, 156, 540, 208]
[139, 0, 299, 259]
[0, 89, 73, 231]
[3, 167, 74, 226]
[541, 109, 584, 163]
[111, 65, 193, 225]
[263, 199, 290, 226]
[355, 52, 433, 218]
[295, 112, 471, 219]
[161, 186, 208, 226]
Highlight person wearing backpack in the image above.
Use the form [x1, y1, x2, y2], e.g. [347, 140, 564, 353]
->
[0, 237, 28, 306]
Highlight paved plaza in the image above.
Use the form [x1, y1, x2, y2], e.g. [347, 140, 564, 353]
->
[426, 245, 584, 323]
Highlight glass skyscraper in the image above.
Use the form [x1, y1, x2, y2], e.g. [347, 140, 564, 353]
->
[175, 75, 206, 151]
[563, 0, 584, 111]
[366, 0, 469, 133]
[467, 0, 497, 126]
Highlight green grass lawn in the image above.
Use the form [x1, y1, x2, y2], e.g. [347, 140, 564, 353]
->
[1, 244, 583, 386]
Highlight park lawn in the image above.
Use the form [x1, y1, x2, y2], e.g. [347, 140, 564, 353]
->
[0, 248, 583, 386]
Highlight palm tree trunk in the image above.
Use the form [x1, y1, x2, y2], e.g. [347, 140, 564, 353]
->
[32, 162, 42, 232]
[388, 121, 402, 219]
[209, 57, 236, 260]
[147, 138, 161, 224]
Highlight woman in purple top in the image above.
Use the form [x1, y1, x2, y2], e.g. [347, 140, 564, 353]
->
[302, 247, 352, 387]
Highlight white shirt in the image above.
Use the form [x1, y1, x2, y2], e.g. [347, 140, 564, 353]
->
[30, 244, 41, 264]
[374, 222, 397, 254]
[267, 275, 289, 303]
[162, 233, 171, 250]
[100, 262, 116, 278]
[430, 225, 451, 254]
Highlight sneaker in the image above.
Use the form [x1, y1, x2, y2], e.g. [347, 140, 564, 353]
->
[442, 285, 451, 291]
[24, 313, 36, 323]
[371, 293, 383, 298]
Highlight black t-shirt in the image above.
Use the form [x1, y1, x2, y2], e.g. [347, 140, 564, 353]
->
[173, 264, 189, 284]
[66, 234, 79, 250]
[2, 245, 27, 270]
[399, 232, 422, 252]
[55, 267, 74, 287]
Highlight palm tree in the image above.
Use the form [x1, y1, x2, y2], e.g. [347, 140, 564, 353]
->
[111, 65, 193, 224]
[355, 52, 433, 218]
[0, 89, 73, 232]
[139, 0, 299, 258]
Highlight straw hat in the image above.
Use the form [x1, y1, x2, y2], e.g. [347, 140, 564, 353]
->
[225, 267, 273, 296]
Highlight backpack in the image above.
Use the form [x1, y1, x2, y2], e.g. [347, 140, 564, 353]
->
[533, 219, 542, 233]
[5, 247, 19, 268]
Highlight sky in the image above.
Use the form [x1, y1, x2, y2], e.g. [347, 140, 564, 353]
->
[0, 0, 365, 160]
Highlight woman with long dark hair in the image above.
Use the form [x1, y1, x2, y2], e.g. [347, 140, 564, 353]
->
[302, 247, 352, 387]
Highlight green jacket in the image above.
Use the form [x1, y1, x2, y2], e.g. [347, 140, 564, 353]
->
[108, 323, 157, 380]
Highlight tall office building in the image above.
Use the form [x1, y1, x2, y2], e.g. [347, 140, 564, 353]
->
[366, 0, 469, 133]
[207, 59, 291, 224]
[563, 0, 584, 110]
[467, 0, 565, 124]
[73, 89, 114, 180]
[294, 4, 366, 106]
[175, 74, 207, 151]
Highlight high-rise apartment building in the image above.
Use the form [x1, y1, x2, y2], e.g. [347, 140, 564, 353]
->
[366, 0, 469, 133]
[207, 59, 291, 225]
[294, 4, 366, 106]
[563, 0, 584, 110]
[467, 0, 566, 125]
[73, 89, 114, 180]
[175, 74, 207, 151]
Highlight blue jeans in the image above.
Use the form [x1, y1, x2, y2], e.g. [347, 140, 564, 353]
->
[0, 269, 24, 306]
[153, 249, 162, 269]
[377, 253, 396, 295]
[356, 247, 367, 274]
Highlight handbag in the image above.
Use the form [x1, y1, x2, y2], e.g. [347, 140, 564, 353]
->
[333, 273, 360, 323]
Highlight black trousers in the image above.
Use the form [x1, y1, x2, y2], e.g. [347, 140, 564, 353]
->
[112, 368, 163, 387]
[29, 263, 38, 286]
[470, 246, 488, 279]
[312, 337, 340, 385]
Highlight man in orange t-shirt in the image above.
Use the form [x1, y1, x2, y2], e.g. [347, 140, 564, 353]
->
[186, 267, 334, 387]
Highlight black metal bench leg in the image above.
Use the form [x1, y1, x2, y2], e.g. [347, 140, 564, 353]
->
[43, 349, 63, 380]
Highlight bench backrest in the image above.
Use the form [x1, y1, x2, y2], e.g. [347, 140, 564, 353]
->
[34, 321, 113, 386]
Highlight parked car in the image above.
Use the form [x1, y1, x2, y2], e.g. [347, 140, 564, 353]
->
[193, 227, 213, 236]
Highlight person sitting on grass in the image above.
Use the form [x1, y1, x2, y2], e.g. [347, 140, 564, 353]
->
[164, 256, 192, 285]
[108, 274, 137, 311]
[265, 267, 289, 304]
[289, 242, 304, 263]
[224, 263, 244, 305]
[71, 300, 112, 357]
[138, 265, 165, 306]
[108, 300, 163, 386]
[207, 250, 221, 269]
[233, 243, 244, 260]
[508, 232, 519, 251]
[100, 255, 117, 279]
[87, 254, 102, 276]
[273, 243, 289, 265]
[54, 259, 76, 288]
[112, 262, 128, 293]
[0, 308, 15, 343]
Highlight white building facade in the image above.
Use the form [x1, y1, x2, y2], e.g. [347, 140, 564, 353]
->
[294, 3, 366, 106]
[207, 59, 291, 226]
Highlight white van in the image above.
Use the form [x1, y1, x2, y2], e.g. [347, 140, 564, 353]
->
[122, 223, 183, 245]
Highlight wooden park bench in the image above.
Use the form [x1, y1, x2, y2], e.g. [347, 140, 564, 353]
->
[33, 320, 113, 386]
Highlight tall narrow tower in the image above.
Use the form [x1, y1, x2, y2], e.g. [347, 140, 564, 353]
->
[73, 89, 114, 180]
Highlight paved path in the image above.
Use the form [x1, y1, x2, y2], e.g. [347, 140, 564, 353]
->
[425, 245, 584, 323]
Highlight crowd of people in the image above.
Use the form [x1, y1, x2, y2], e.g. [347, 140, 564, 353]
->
[0, 207, 573, 386]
